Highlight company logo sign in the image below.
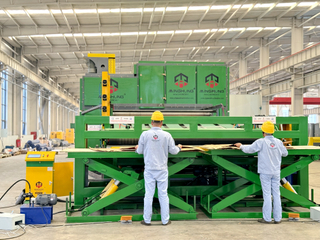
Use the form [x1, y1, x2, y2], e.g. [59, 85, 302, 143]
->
[153, 135, 158, 140]
[270, 143, 275, 148]
[174, 73, 188, 88]
[35, 181, 43, 189]
[110, 79, 118, 94]
[205, 73, 219, 88]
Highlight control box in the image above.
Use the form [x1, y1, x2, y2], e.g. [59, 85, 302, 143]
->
[310, 207, 320, 221]
[0, 213, 25, 230]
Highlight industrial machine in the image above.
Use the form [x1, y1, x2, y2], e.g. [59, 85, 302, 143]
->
[25, 152, 73, 197]
[65, 54, 319, 223]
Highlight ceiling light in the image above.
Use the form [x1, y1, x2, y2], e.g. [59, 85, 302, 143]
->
[211, 5, 230, 9]
[121, 8, 142, 12]
[46, 34, 63, 37]
[144, 8, 165, 12]
[189, 6, 209, 11]
[264, 27, 279, 30]
[27, 10, 50, 14]
[219, 28, 228, 31]
[50, 10, 61, 14]
[229, 28, 245, 31]
[121, 32, 138, 35]
[30, 35, 44, 37]
[102, 33, 120, 36]
[62, 9, 73, 14]
[157, 31, 174, 34]
[111, 9, 120, 13]
[242, 4, 254, 8]
[74, 9, 97, 13]
[254, 3, 274, 8]
[0, 10, 4, 14]
[175, 30, 192, 34]
[98, 9, 110, 13]
[7, 10, 25, 14]
[166, 7, 188, 11]
[193, 29, 210, 33]
[247, 27, 263, 31]
[276, 3, 296, 7]
[84, 33, 101, 36]
[73, 34, 82, 37]
[298, 2, 317, 6]
[211, 29, 218, 32]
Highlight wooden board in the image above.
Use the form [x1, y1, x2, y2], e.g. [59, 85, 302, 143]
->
[63, 145, 320, 153]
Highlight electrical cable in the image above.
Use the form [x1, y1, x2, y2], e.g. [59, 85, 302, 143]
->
[0, 179, 31, 202]
[57, 198, 74, 203]
[0, 224, 26, 240]
[53, 210, 66, 215]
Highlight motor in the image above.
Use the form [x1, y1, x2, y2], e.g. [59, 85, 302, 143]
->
[35, 194, 58, 206]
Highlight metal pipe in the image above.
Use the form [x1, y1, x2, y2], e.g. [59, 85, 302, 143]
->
[113, 112, 212, 116]
[81, 105, 101, 115]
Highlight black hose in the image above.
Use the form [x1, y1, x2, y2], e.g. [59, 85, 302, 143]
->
[0, 179, 31, 202]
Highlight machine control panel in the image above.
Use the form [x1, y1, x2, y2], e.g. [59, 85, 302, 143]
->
[25, 152, 56, 162]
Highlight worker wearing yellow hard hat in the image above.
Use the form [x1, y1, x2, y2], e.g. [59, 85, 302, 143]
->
[234, 121, 288, 224]
[135, 111, 182, 226]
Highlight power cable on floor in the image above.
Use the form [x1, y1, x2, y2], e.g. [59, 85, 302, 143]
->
[0, 179, 31, 202]
[0, 224, 26, 240]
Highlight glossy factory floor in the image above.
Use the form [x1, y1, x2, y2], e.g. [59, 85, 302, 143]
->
[1, 150, 320, 240]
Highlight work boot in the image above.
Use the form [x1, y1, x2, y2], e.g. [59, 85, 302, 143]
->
[162, 220, 171, 226]
[257, 219, 272, 224]
[274, 220, 281, 224]
[140, 220, 151, 226]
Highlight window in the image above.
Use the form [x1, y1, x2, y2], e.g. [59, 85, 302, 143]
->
[1, 72, 8, 129]
[22, 83, 27, 135]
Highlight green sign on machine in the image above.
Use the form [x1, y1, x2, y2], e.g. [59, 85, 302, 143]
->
[139, 65, 165, 104]
[197, 65, 227, 106]
[166, 65, 196, 104]
[109, 77, 137, 104]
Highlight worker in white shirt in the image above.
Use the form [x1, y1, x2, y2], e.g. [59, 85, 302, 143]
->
[234, 121, 288, 224]
[135, 111, 182, 226]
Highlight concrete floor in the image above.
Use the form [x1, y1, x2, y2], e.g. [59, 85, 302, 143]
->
[0, 150, 320, 240]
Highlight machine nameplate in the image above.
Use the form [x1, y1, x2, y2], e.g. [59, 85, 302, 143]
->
[252, 116, 276, 124]
[110, 116, 135, 124]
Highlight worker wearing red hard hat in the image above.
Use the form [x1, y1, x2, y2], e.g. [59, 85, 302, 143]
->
[135, 111, 182, 226]
[235, 121, 288, 224]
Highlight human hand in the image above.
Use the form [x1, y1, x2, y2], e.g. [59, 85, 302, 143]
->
[178, 144, 182, 149]
[234, 143, 242, 148]
[135, 145, 139, 150]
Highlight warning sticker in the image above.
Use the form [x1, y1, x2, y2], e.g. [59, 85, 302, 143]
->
[252, 116, 276, 124]
[109, 116, 135, 124]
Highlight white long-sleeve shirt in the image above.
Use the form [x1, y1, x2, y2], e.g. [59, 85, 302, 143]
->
[240, 135, 288, 175]
[136, 127, 180, 170]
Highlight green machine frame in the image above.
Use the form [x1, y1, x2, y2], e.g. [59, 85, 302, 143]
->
[66, 115, 319, 222]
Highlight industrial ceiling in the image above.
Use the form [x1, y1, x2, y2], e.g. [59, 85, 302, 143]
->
[1, 0, 320, 101]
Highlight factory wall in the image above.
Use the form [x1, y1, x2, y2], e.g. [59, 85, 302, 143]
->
[0, 79, 77, 146]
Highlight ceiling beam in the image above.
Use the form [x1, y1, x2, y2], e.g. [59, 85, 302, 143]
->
[22, 37, 319, 56]
[0, 18, 311, 37]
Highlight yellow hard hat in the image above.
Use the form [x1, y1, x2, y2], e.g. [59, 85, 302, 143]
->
[151, 111, 164, 121]
[261, 121, 274, 134]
